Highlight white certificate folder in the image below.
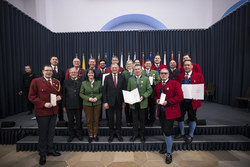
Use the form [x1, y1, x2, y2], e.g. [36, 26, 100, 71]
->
[181, 84, 204, 100]
[122, 88, 141, 105]
[50, 94, 57, 106]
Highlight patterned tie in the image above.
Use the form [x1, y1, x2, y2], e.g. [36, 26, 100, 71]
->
[48, 79, 52, 86]
[137, 77, 140, 88]
[146, 70, 149, 77]
[185, 73, 189, 80]
[54, 66, 57, 74]
[114, 74, 117, 88]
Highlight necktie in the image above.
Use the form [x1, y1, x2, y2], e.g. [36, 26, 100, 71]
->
[162, 82, 165, 89]
[54, 66, 57, 74]
[114, 74, 117, 88]
[146, 71, 149, 77]
[185, 73, 189, 80]
[48, 79, 52, 86]
[137, 77, 140, 88]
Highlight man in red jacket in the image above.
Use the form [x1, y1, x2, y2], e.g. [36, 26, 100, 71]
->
[105, 56, 125, 74]
[154, 68, 183, 164]
[180, 54, 202, 73]
[65, 58, 84, 79]
[151, 54, 168, 74]
[29, 65, 62, 166]
[176, 60, 205, 144]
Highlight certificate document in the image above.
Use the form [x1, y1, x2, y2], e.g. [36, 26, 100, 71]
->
[149, 76, 153, 85]
[50, 94, 57, 106]
[159, 93, 166, 105]
[181, 84, 204, 100]
[102, 73, 110, 86]
[122, 88, 141, 105]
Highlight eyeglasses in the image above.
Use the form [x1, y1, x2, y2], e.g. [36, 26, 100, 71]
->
[44, 70, 52, 72]
[160, 72, 168, 75]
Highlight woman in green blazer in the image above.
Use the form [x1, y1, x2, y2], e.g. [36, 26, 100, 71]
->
[79, 69, 102, 143]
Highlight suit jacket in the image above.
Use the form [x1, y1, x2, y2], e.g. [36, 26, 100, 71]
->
[65, 68, 84, 80]
[154, 80, 183, 120]
[127, 75, 152, 109]
[79, 80, 102, 106]
[151, 64, 168, 74]
[176, 72, 206, 110]
[141, 69, 160, 86]
[122, 70, 134, 84]
[82, 69, 102, 81]
[169, 68, 180, 80]
[180, 63, 202, 74]
[28, 77, 61, 117]
[62, 78, 82, 109]
[105, 66, 125, 74]
[52, 67, 65, 86]
[103, 73, 126, 106]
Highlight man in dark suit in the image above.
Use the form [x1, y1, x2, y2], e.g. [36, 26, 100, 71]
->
[176, 60, 205, 144]
[29, 65, 62, 166]
[63, 67, 83, 142]
[103, 63, 126, 142]
[82, 58, 102, 81]
[50, 56, 65, 121]
[169, 60, 180, 80]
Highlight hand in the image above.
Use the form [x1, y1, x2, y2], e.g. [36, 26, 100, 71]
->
[89, 98, 93, 102]
[18, 91, 23, 95]
[156, 99, 160, 104]
[192, 98, 197, 101]
[63, 107, 66, 112]
[44, 103, 53, 108]
[56, 95, 62, 101]
[93, 97, 98, 102]
[162, 101, 167, 106]
[140, 96, 144, 102]
[104, 103, 109, 109]
[122, 103, 126, 108]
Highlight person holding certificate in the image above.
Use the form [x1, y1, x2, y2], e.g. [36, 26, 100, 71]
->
[80, 69, 102, 143]
[127, 65, 152, 143]
[122, 60, 134, 127]
[175, 60, 205, 144]
[142, 59, 160, 126]
[28, 65, 62, 166]
[154, 68, 184, 164]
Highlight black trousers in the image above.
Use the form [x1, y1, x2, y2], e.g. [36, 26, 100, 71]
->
[57, 101, 64, 121]
[176, 101, 197, 122]
[146, 97, 156, 123]
[23, 88, 33, 111]
[132, 103, 146, 137]
[159, 110, 174, 136]
[36, 114, 57, 156]
[108, 103, 122, 136]
[66, 109, 82, 137]
[125, 103, 132, 124]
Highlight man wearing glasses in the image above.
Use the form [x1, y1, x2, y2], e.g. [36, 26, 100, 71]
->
[29, 65, 62, 166]
[154, 68, 183, 164]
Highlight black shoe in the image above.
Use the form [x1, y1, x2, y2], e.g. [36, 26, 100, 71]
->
[93, 136, 99, 142]
[108, 136, 113, 142]
[185, 135, 193, 144]
[165, 153, 172, 164]
[88, 137, 93, 143]
[130, 136, 137, 142]
[67, 136, 74, 143]
[117, 135, 123, 142]
[39, 155, 46, 166]
[77, 136, 83, 141]
[174, 134, 185, 139]
[140, 136, 145, 143]
[47, 151, 61, 156]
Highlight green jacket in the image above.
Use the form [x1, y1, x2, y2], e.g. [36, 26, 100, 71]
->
[127, 75, 152, 109]
[79, 80, 102, 106]
[122, 70, 134, 84]
[141, 69, 160, 86]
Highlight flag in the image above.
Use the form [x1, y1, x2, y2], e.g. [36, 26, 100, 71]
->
[120, 52, 124, 68]
[142, 52, 145, 69]
[134, 52, 136, 60]
[82, 54, 86, 70]
[163, 51, 167, 65]
[178, 51, 181, 69]
[97, 53, 100, 70]
[105, 53, 107, 67]
[149, 52, 152, 62]
[128, 52, 130, 61]
[90, 53, 93, 58]
[171, 51, 174, 60]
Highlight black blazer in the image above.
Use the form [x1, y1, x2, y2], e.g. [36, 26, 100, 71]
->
[169, 68, 180, 81]
[52, 68, 65, 86]
[103, 74, 126, 106]
[62, 78, 82, 109]
[82, 69, 102, 81]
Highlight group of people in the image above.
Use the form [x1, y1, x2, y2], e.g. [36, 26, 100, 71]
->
[22, 53, 205, 165]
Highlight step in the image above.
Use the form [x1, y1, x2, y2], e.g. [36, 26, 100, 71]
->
[16, 135, 250, 151]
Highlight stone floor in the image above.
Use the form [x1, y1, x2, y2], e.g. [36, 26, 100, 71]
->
[0, 145, 250, 167]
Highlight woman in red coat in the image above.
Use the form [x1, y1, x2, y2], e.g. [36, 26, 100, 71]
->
[154, 68, 184, 164]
